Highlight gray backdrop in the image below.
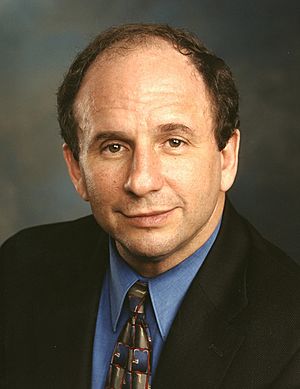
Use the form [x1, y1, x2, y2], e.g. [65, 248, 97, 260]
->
[1, 0, 299, 261]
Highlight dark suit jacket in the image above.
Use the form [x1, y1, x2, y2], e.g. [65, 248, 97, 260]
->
[1, 201, 300, 388]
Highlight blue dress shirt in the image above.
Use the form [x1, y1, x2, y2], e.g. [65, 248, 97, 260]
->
[91, 223, 220, 389]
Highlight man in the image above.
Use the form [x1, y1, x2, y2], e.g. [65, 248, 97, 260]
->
[1, 24, 300, 389]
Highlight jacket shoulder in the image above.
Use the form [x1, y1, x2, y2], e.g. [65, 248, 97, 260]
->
[243, 212, 300, 282]
[235, 209, 300, 338]
[1, 215, 105, 260]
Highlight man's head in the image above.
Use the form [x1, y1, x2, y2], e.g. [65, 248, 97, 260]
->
[58, 23, 239, 161]
[58, 24, 240, 276]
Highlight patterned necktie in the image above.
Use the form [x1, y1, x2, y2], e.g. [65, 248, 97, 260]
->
[106, 281, 152, 389]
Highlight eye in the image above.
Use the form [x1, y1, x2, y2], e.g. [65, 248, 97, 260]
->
[105, 143, 123, 153]
[167, 138, 184, 148]
[100, 141, 130, 158]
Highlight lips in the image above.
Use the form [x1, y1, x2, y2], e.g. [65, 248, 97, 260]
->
[125, 210, 172, 218]
[120, 208, 176, 227]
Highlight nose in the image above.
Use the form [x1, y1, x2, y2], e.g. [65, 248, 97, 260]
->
[124, 146, 164, 197]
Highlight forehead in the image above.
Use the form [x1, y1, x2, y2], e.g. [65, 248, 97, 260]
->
[74, 40, 213, 129]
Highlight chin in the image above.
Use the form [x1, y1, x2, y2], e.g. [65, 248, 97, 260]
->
[116, 235, 177, 263]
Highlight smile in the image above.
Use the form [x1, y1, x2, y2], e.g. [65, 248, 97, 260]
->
[121, 209, 176, 227]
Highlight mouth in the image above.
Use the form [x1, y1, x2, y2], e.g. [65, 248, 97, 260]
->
[120, 208, 176, 227]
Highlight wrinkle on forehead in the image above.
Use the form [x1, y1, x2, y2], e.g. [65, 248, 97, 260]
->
[86, 38, 214, 112]
[74, 39, 215, 143]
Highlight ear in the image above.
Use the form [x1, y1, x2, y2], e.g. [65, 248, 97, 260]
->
[62, 144, 89, 201]
[220, 130, 240, 192]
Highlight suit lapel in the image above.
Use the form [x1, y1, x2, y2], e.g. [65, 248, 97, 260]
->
[153, 200, 250, 388]
[46, 229, 109, 388]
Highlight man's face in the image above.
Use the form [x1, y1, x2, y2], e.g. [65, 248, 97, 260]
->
[64, 41, 239, 275]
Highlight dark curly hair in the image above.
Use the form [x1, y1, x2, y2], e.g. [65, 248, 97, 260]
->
[57, 23, 240, 160]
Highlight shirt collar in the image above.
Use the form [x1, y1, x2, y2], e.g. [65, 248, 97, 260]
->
[109, 221, 220, 338]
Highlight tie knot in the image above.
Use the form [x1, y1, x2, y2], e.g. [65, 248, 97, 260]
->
[128, 281, 148, 314]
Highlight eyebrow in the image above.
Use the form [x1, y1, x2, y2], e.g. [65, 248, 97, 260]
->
[90, 130, 133, 146]
[156, 123, 195, 136]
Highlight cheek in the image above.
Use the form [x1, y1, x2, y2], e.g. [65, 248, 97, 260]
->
[165, 152, 221, 194]
[83, 163, 126, 205]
